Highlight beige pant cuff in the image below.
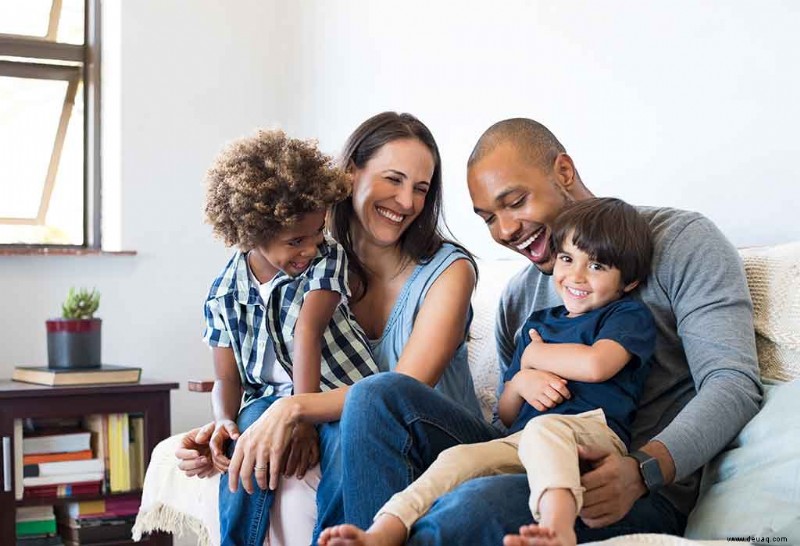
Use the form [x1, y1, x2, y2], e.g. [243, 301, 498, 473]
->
[531, 486, 585, 521]
[375, 502, 417, 538]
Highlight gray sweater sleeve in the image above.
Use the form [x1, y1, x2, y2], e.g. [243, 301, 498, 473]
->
[652, 217, 763, 480]
[495, 294, 518, 376]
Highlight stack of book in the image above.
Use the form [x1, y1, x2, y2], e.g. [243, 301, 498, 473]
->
[22, 423, 104, 500]
[16, 506, 62, 545]
[56, 498, 140, 545]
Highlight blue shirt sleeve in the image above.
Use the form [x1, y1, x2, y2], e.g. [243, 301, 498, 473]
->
[501, 320, 534, 387]
[596, 299, 656, 368]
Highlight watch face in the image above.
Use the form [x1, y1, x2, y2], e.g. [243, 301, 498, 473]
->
[641, 458, 664, 490]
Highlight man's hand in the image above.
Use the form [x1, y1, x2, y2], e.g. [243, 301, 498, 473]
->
[513, 369, 570, 411]
[209, 419, 240, 473]
[521, 329, 546, 370]
[578, 444, 646, 528]
[175, 422, 218, 479]
[282, 422, 319, 479]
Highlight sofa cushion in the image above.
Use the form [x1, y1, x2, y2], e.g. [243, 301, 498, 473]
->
[739, 242, 800, 381]
[684, 379, 800, 540]
[468, 259, 527, 421]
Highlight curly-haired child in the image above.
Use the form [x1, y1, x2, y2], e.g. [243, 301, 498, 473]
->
[202, 129, 379, 545]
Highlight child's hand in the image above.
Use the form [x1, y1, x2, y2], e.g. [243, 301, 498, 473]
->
[521, 329, 546, 369]
[209, 419, 240, 473]
[512, 369, 570, 412]
[175, 422, 217, 478]
[282, 422, 319, 479]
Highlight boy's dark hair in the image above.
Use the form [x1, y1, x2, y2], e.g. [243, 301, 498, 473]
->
[205, 129, 349, 250]
[551, 197, 653, 286]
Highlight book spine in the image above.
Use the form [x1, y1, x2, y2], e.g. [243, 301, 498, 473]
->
[15, 518, 57, 536]
[24, 458, 103, 478]
[23, 471, 105, 487]
[23, 481, 101, 499]
[14, 419, 23, 501]
[23, 433, 91, 455]
[23, 449, 93, 465]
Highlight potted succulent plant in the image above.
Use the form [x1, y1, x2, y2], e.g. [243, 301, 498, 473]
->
[46, 287, 102, 369]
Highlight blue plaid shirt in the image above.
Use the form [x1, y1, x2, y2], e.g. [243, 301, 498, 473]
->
[203, 237, 379, 407]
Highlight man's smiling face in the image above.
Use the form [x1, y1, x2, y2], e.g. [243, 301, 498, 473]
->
[468, 142, 576, 275]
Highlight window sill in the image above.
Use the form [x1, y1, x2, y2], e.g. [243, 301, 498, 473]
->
[0, 247, 137, 256]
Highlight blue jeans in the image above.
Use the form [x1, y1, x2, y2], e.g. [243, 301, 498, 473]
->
[218, 397, 342, 546]
[409, 474, 687, 544]
[337, 373, 687, 545]
[219, 396, 277, 546]
[313, 422, 343, 543]
[335, 373, 501, 529]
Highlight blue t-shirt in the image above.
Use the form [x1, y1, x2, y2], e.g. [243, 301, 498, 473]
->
[502, 297, 655, 446]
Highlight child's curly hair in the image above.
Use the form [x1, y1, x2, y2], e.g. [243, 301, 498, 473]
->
[205, 129, 350, 250]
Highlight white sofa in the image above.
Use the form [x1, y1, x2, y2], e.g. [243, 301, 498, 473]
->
[133, 243, 800, 546]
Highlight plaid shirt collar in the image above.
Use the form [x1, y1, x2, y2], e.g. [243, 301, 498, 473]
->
[212, 242, 334, 306]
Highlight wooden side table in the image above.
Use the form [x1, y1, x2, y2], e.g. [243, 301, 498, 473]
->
[0, 379, 178, 545]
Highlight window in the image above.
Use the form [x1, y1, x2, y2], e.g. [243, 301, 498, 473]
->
[0, 0, 100, 248]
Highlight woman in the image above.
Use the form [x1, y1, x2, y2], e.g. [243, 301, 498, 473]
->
[177, 112, 489, 544]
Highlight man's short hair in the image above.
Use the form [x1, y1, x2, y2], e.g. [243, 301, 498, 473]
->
[467, 118, 566, 172]
[551, 198, 654, 286]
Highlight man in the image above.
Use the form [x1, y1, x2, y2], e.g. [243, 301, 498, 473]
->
[337, 118, 762, 545]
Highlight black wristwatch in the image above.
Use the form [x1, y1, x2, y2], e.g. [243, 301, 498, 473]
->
[628, 450, 664, 495]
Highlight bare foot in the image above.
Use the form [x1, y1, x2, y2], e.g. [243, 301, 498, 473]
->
[503, 523, 577, 546]
[317, 524, 392, 546]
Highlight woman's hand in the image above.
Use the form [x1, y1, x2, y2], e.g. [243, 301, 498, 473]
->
[209, 419, 240, 473]
[282, 422, 319, 479]
[512, 369, 571, 411]
[175, 422, 218, 478]
[227, 396, 299, 493]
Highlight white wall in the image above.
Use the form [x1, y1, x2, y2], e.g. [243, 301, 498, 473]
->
[1, 1, 798, 434]
[277, 0, 800, 260]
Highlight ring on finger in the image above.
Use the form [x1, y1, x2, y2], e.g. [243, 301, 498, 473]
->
[254, 465, 268, 471]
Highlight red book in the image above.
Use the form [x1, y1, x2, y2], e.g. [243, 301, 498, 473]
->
[23, 481, 102, 499]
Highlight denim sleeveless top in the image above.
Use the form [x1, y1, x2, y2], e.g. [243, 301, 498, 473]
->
[369, 243, 482, 418]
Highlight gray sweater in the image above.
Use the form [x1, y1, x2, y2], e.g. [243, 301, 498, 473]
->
[495, 207, 763, 516]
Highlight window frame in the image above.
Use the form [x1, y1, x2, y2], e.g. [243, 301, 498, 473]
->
[0, 0, 102, 250]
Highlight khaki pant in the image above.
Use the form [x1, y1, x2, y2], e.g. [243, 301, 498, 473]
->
[377, 409, 627, 531]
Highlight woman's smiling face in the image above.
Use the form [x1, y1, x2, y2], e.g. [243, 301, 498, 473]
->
[349, 138, 435, 248]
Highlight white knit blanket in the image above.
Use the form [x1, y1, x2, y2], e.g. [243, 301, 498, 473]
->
[132, 433, 219, 546]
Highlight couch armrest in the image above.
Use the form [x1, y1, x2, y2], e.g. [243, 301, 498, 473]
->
[187, 380, 215, 393]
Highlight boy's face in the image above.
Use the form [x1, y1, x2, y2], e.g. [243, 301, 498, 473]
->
[254, 210, 326, 277]
[553, 234, 639, 317]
